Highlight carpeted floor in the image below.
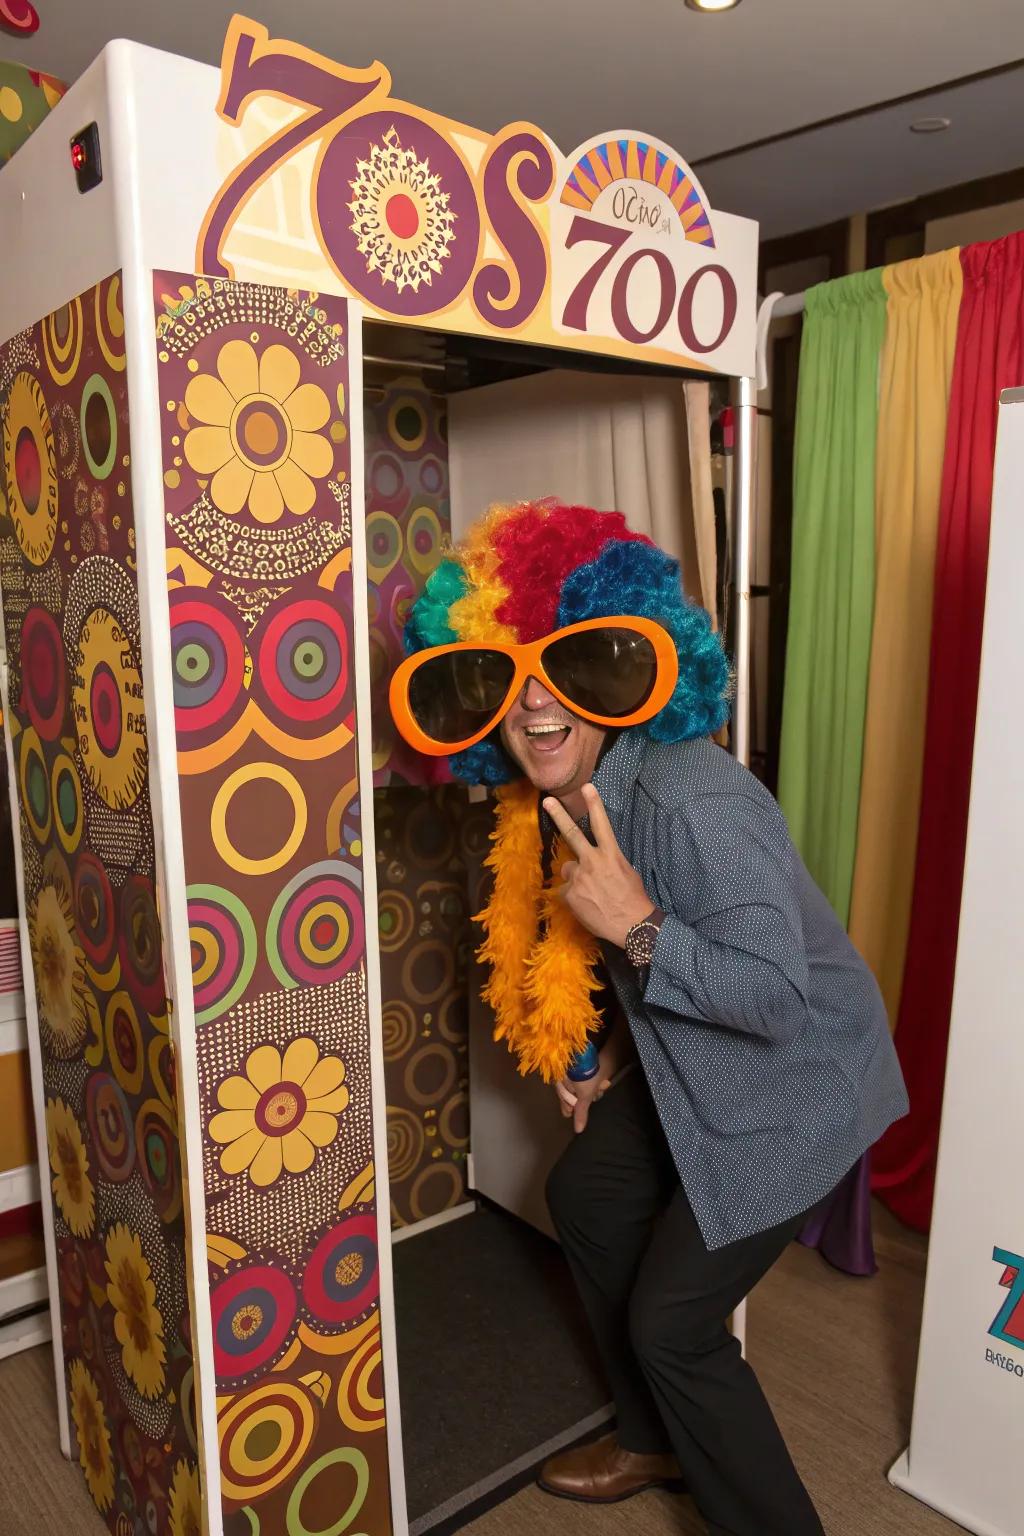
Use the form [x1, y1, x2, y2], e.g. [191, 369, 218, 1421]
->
[0, 1204, 962, 1536]
[462, 1205, 958, 1536]
[392, 1205, 610, 1528]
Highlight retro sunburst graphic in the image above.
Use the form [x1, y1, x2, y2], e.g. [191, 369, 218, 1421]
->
[347, 128, 456, 295]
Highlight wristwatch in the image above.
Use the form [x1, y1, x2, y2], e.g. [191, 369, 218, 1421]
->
[625, 908, 664, 970]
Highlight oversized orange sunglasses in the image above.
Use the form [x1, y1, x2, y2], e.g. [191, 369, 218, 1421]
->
[389, 615, 679, 757]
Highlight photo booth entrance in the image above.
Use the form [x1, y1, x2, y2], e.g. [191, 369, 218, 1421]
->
[0, 23, 759, 1536]
[364, 315, 736, 1527]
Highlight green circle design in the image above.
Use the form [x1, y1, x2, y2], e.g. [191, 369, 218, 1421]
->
[286, 1447, 369, 1536]
[187, 881, 258, 1026]
[79, 372, 117, 479]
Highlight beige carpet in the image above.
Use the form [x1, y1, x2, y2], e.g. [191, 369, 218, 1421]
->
[0, 1206, 960, 1536]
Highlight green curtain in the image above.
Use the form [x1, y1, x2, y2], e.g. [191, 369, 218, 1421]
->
[778, 269, 886, 925]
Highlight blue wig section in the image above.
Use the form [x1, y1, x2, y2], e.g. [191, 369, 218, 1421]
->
[449, 739, 516, 785]
[403, 559, 467, 656]
[556, 540, 731, 742]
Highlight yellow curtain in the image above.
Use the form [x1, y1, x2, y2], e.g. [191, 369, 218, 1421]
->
[847, 249, 963, 1027]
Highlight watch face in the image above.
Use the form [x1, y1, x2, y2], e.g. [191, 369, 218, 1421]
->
[627, 922, 658, 968]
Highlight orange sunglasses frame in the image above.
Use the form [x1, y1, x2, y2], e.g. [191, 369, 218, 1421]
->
[389, 614, 680, 757]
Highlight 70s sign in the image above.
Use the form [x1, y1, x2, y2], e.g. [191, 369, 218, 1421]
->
[198, 19, 757, 377]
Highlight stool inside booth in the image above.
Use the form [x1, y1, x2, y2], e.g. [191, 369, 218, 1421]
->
[365, 321, 728, 1527]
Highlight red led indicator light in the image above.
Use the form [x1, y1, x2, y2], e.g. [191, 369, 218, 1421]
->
[71, 140, 87, 171]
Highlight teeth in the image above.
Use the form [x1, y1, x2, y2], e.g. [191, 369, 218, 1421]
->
[524, 724, 567, 737]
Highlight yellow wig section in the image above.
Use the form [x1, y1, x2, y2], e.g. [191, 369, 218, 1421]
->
[447, 502, 521, 643]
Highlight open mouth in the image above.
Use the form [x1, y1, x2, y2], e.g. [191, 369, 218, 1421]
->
[522, 722, 572, 754]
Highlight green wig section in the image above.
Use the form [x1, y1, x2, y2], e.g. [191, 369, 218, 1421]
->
[402, 559, 467, 655]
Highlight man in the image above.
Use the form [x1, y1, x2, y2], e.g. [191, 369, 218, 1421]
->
[391, 501, 908, 1536]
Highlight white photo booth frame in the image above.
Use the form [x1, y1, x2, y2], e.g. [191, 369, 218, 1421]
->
[0, 27, 760, 1535]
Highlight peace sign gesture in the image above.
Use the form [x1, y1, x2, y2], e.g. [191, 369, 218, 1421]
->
[543, 784, 655, 949]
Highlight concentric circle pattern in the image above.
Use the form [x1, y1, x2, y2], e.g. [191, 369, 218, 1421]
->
[119, 876, 165, 1013]
[85, 1071, 135, 1183]
[42, 295, 84, 385]
[301, 1214, 379, 1332]
[4, 371, 58, 565]
[170, 592, 248, 738]
[74, 850, 117, 969]
[80, 373, 117, 479]
[256, 598, 350, 727]
[51, 752, 84, 854]
[18, 725, 51, 843]
[136, 1097, 182, 1223]
[72, 604, 147, 810]
[21, 607, 66, 739]
[266, 859, 364, 989]
[187, 883, 258, 1025]
[218, 1381, 316, 1502]
[211, 1260, 299, 1385]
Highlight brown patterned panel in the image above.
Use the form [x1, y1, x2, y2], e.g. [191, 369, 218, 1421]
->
[0, 275, 196, 1532]
[364, 379, 452, 788]
[376, 786, 494, 1229]
[154, 274, 391, 1536]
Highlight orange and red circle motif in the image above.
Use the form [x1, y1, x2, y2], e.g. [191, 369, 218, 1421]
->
[211, 1259, 299, 1384]
[170, 591, 248, 739]
[4, 371, 58, 566]
[301, 1214, 379, 1332]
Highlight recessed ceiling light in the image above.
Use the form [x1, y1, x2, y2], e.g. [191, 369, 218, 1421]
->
[685, 0, 742, 11]
[910, 116, 951, 134]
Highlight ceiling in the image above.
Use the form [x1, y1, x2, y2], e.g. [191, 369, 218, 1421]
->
[6, 0, 1024, 238]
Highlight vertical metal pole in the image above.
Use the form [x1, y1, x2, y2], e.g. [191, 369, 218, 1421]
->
[729, 374, 759, 1359]
[731, 374, 758, 770]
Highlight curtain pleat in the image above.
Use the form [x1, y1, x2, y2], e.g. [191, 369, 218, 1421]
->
[778, 270, 887, 925]
[873, 233, 1024, 1229]
[847, 250, 963, 1028]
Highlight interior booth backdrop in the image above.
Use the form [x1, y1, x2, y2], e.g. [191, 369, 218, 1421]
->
[0, 17, 759, 1536]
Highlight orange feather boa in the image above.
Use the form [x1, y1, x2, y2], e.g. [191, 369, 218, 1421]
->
[476, 778, 603, 1082]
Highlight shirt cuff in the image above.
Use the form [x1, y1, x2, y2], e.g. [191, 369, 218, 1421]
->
[642, 912, 699, 1014]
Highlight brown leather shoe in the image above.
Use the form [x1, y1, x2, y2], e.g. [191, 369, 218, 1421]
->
[538, 1431, 684, 1503]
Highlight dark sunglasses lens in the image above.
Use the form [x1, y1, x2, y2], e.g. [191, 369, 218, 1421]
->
[543, 628, 660, 718]
[407, 650, 516, 744]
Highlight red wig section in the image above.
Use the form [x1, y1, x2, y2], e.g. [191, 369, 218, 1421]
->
[490, 503, 651, 641]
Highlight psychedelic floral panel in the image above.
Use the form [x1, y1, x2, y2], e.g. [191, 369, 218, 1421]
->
[0, 275, 197, 1533]
[155, 273, 392, 1536]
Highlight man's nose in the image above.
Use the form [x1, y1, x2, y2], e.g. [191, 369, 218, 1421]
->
[521, 673, 556, 711]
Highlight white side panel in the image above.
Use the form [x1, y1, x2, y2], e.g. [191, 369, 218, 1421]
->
[348, 323, 409, 1536]
[467, 988, 571, 1241]
[893, 392, 1024, 1536]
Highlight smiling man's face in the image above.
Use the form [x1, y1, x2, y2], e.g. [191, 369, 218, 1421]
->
[499, 674, 607, 803]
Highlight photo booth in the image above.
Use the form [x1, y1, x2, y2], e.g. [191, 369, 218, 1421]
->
[0, 20, 759, 1536]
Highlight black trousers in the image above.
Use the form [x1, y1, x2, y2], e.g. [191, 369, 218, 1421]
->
[546, 1065, 826, 1536]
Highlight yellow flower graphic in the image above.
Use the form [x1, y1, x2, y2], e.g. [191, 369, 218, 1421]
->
[184, 338, 333, 523]
[209, 1036, 349, 1187]
[28, 882, 100, 1059]
[104, 1224, 167, 1399]
[169, 1457, 202, 1536]
[69, 1359, 114, 1511]
[45, 1098, 95, 1236]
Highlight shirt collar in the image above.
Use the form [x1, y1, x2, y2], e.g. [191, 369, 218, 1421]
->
[592, 727, 645, 816]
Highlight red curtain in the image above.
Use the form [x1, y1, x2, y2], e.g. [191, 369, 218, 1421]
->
[872, 233, 1024, 1230]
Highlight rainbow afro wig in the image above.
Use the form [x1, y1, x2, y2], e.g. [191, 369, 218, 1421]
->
[403, 501, 731, 784]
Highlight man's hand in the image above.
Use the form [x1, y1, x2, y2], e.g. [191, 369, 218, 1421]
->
[556, 1071, 611, 1134]
[544, 783, 653, 948]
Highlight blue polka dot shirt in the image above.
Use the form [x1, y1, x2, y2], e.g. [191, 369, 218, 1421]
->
[592, 730, 909, 1250]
